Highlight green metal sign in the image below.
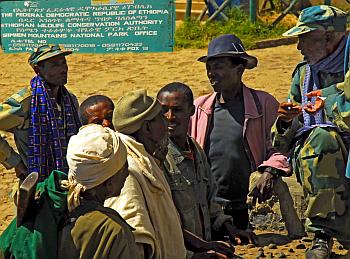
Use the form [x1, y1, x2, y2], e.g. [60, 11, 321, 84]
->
[0, 0, 175, 53]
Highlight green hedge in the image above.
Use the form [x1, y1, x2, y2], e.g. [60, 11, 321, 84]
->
[175, 8, 293, 49]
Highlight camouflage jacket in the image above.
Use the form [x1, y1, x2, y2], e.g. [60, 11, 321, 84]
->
[330, 36, 350, 133]
[272, 59, 345, 153]
[0, 86, 78, 170]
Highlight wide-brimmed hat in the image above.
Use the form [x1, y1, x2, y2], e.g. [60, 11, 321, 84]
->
[113, 89, 162, 134]
[28, 44, 72, 66]
[283, 5, 348, 37]
[198, 34, 258, 69]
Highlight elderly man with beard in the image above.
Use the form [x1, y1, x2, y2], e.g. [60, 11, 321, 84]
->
[0, 44, 80, 182]
[272, 5, 350, 259]
[105, 90, 235, 259]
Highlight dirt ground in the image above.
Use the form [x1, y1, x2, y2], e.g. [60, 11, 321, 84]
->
[0, 44, 349, 258]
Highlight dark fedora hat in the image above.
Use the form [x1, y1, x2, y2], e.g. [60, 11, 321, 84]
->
[198, 34, 258, 69]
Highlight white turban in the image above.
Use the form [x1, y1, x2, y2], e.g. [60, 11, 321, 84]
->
[66, 124, 127, 211]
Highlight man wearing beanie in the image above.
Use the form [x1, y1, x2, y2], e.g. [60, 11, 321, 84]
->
[272, 5, 350, 258]
[59, 124, 140, 258]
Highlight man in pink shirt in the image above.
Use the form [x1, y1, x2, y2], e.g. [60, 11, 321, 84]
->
[190, 34, 304, 239]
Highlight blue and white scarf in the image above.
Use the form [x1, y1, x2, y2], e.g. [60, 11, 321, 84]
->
[28, 76, 81, 182]
[301, 36, 347, 126]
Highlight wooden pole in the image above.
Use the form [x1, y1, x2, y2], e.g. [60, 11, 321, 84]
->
[197, 6, 208, 21]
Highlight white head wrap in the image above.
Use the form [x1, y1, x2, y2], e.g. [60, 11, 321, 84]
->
[66, 124, 127, 211]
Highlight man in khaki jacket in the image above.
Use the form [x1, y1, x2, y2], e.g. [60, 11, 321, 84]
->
[158, 82, 256, 254]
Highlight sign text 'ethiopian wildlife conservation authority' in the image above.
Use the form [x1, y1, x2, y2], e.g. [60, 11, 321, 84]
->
[0, 0, 175, 53]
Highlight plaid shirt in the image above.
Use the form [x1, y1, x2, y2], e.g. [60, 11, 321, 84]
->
[0, 86, 79, 170]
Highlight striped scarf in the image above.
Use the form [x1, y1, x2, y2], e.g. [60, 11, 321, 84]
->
[301, 36, 347, 126]
[301, 64, 325, 126]
[28, 76, 81, 182]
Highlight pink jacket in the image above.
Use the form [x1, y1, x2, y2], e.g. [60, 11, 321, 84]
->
[189, 86, 291, 175]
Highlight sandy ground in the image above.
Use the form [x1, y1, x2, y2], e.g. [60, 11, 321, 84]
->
[0, 44, 348, 258]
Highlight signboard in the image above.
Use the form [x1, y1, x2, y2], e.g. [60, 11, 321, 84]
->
[0, 0, 175, 53]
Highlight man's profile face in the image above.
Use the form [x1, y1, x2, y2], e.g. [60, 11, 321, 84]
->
[206, 57, 243, 93]
[85, 101, 114, 130]
[297, 30, 329, 65]
[146, 111, 169, 161]
[158, 91, 194, 141]
[37, 55, 68, 87]
[107, 162, 129, 197]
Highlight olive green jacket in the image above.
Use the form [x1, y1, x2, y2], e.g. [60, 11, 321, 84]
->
[59, 200, 140, 259]
[163, 137, 232, 241]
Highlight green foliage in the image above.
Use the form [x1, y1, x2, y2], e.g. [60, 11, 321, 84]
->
[175, 8, 291, 49]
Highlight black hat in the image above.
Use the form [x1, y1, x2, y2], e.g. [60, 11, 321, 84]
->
[198, 34, 258, 69]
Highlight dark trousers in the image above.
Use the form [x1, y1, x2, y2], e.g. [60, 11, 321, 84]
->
[223, 207, 249, 230]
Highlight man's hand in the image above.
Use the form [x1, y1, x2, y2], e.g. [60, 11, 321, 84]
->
[224, 222, 257, 245]
[183, 229, 234, 257]
[203, 240, 234, 257]
[278, 101, 302, 122]
[250, 171, 276, 204]
[15, 161, 27, 181]
[304, 90, 325, 114]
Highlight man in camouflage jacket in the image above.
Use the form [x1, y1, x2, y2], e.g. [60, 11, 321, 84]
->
[0, 45, 80, 181]
[272, 5, 350, 259]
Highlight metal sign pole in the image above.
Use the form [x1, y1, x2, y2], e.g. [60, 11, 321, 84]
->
[185, 0, 192, 19]
[249, 0, 257, 23]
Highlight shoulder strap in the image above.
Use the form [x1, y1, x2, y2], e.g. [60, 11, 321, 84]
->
[250, 89, 262, 116]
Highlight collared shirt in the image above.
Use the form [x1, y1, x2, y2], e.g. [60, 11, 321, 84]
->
[0, 86, 79, 170]
[163, 137, 232, 242]
[190, 86, 288, 175]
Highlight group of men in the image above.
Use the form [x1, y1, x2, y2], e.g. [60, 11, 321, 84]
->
[0, 4, 349, 259]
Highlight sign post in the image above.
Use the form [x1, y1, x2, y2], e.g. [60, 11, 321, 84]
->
[0, 0, 175, 53]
